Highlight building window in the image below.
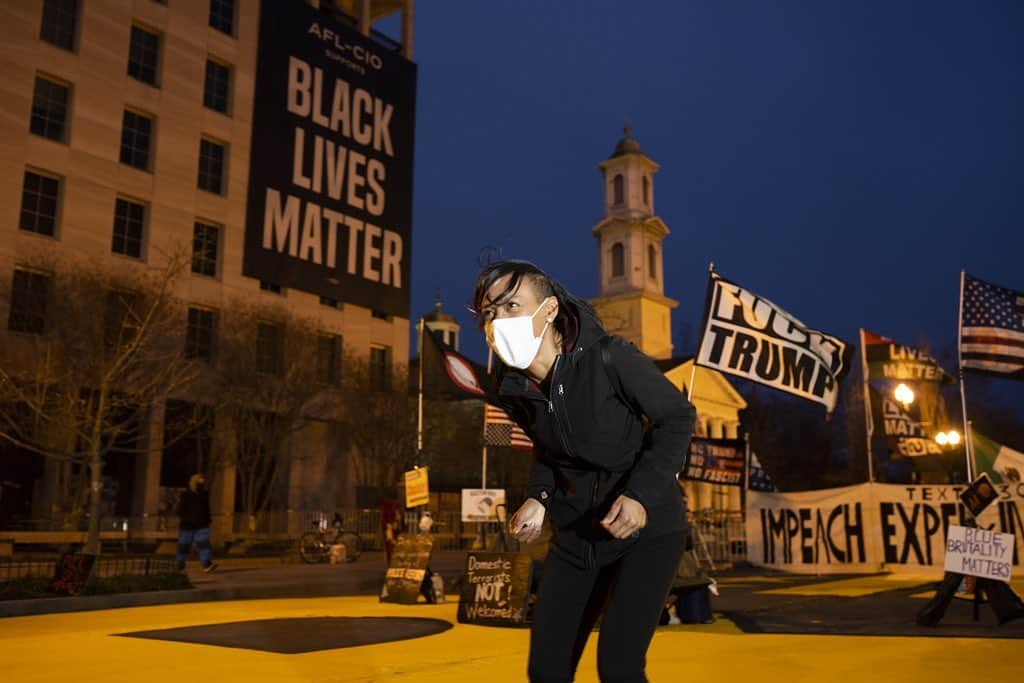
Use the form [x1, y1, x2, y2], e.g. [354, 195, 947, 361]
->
[259, 280, 282, 294]
[30, 76, 70, 142]
[648, 245, 657, 280]
[127, 25, 161, 86]
[112, 198, 146, 259]
[643, 176, 650, 205]
[209, 0, 235, 36]
[612, 174, 624, 205]
[369, 346, 391, 392]
[20, 171, 60, 237]
[8, 269, 51, 334]
[203, 59, 231, 114]
[40, 0, 77, 51]
[185, 307, 217, 362]
[256, 322, 283, 376]
[191, 221, 220, 277]
[319, 296, 340, 309]
[317, 334, 342, 386]
[120, 110, 153, 171]
[198, 138, 226, 194]
[611, 242, 625, 278]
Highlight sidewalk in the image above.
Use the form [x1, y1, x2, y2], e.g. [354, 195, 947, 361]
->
[0, 551, 469, 619]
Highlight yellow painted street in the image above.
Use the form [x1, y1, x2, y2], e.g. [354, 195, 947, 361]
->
[1, 589, 1022, 683]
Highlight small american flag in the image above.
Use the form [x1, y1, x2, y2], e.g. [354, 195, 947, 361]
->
[960, 273, 1024, 379]
[484, 405, 533, 450]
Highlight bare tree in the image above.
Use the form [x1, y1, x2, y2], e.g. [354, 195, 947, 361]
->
[212, 302, 341, 535]
[0, 254, 199, 552]
[338, 356, 416, 495]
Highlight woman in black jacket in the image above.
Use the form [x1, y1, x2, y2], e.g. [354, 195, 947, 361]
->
[473, 260, 697, 682]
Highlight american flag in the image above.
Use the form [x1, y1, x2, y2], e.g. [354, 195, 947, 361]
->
[483, 405, 533, 450]
[960, 273, 1024, 380]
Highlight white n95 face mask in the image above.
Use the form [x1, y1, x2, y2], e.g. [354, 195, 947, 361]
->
[489, 298, 552, 369]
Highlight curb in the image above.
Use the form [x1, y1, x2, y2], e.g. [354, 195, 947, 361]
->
[0, 576, 385, 619]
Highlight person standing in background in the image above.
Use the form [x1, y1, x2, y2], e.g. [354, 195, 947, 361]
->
[176, 474, 217, 573]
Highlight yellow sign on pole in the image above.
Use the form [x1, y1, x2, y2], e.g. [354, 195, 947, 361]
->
[404, 467, 430, 508]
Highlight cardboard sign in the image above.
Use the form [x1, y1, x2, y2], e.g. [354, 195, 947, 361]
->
[944, 525, 1015, 582]
[959, 473, 998, 518]
[457, 552, 533, 626]
[404, 467, 430, 508]
[461, 489, 506, 522]
[381, 533, 433, 604]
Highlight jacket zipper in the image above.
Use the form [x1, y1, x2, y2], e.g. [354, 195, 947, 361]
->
[587, 475, 599, 569]
[546, 354, 596, 569]
[546, 355, 576, 460]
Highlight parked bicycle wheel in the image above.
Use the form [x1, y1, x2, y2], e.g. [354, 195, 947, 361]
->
[298, 531, 327, 564]
[339, 531, 362, 561]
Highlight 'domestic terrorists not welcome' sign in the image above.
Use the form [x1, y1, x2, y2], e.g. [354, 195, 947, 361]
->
[244, 0, 417, 317]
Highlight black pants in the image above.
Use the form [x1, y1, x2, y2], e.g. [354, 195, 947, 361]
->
[528, 530, 686, 682]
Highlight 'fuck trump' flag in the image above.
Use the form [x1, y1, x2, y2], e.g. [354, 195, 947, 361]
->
[694, 273, 852, 413]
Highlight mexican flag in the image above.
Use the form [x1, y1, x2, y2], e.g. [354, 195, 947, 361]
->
[971, 429, 1024, 483]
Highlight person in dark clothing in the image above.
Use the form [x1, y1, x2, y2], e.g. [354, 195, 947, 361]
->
[472, 260, 696, 682]
[176, 474, 217, 572]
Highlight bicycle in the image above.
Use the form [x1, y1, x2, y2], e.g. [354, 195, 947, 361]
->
[298, 516, 362, 563]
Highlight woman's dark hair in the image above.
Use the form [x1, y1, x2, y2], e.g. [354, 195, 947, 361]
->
[470, 260, 600, 343]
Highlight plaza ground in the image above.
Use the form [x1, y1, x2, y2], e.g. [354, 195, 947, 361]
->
[1, 561, 1022, 682]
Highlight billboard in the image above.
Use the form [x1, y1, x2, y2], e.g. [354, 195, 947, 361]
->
[244, 0, 417, 317]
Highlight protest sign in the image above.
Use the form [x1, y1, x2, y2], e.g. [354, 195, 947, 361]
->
[457, 552, 533, 626]
[461, 489, 506, 522]
[381, 533, 433, 604]
[944, 525, 1015, 582]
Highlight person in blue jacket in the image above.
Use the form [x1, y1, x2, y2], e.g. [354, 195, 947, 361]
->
[472, 260, 696, 682]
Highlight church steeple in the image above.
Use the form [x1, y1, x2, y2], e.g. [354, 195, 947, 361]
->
[589, 125, 677, 360]
[416, 289, 460, 353]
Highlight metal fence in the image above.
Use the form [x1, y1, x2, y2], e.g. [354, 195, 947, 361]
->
[0, 555, 179, 582]
[688, 510, 746, 568]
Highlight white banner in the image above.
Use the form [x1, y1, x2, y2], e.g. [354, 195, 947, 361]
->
[746, 482, 1024, 575]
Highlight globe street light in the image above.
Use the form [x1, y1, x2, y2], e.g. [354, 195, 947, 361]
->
[946, 430, 961, 446]
[936, 432, 949, 446]
[894, 383, 915, 409]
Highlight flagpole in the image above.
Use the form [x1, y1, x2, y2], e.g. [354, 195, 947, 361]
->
[956, 270, 975, 481]
[859, 329, 875, 482]
[482, 348, 493, 489]
[688, 262, 715, 402]
[417, 318, 424, 455]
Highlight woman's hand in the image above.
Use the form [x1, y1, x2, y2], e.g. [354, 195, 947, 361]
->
[509, 498, 546, 543]
[601, 495, 647, 539]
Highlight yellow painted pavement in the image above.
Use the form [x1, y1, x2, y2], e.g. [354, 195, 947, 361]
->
[0, 595, 1021, 682]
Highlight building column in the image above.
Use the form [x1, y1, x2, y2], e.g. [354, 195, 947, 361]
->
[132, 399, 166, 534]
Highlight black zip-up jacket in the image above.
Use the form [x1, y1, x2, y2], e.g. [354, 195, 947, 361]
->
[495, 303, 697, 569]
[177, 489, 212, 530]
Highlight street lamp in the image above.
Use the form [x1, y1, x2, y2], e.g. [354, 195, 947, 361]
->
[935, 430, 962, 446]
[894, 383, 915, 409]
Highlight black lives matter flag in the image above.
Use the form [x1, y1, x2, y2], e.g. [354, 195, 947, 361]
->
[867, 388, 942, 457]
[959, 273, 1024, 380]
[861, 329, 953, 384]
[694, 273, 852, 413]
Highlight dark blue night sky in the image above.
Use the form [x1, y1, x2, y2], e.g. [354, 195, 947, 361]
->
[389, 2, 1023, 409]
